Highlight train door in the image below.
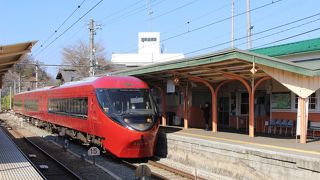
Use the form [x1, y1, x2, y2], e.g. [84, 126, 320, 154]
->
[89, 94, 101, 135]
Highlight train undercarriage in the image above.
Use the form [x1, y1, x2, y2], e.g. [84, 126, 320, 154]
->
[18, 114, 104, 150]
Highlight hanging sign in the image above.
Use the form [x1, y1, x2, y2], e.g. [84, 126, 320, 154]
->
[167, 80, 175, 93]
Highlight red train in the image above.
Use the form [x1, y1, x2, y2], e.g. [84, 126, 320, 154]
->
[13, 76, 160, 158]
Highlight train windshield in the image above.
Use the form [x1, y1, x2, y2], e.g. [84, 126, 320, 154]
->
[96, 89, 158, 131]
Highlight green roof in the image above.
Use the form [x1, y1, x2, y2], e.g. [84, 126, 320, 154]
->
[251, 37, 320, 57]
[109, 48, 320, 77]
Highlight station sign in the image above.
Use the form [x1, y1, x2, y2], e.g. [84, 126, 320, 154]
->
[167, 80, 175, 93]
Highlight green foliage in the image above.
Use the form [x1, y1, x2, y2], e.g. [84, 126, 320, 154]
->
[1, 95, 12, 110]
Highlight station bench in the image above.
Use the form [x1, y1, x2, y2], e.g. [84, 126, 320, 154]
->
[309, 121, 320, 138]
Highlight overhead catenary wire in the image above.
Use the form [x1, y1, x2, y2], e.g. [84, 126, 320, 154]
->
[32, 0, 87, 55]
[33, 0, 104, 57]
[16, 63, 90, 67]
[184, 16, 320, 56]
[103, 0, 167, 26]
[160, 3, 229, 37]
[253, 27, 320, 49]
[120, 0, 283, 54]
[150, 0, 199, 20]
[135, 12, 320, 63]
[103, 0, 203, 53]
[99, 0, 144, 22]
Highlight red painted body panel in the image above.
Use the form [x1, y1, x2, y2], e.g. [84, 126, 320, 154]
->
[13, 76, 159, 158]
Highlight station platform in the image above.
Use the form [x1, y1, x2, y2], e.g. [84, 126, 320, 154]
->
[156, 126, 320, 179]
[0, 127, 43, 180]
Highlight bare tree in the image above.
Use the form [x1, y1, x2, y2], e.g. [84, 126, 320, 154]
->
[1, 55, 54, 96]
[61, 40, 107, 77]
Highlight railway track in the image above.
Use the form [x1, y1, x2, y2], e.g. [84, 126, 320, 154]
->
[2, 126, 82, 180]
[123, 159, 203, 180]
[1, 114, 204, 179]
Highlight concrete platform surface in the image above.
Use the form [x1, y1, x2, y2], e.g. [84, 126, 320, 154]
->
[0, 127, 43, 180]
[157, 126, 320, 179]
[161, 126, 320, 158]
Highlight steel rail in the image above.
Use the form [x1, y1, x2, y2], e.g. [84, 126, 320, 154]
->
[23, 136, 83, 180]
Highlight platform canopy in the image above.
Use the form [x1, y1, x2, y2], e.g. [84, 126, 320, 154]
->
[107, 48, 320, 98]
[0, 41, 36, 87]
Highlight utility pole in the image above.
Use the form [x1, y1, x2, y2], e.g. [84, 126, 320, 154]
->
[18, 74, 21, 93]
[9, 86, 12, 110]
[13, 80, 16, 95]
[35, 65, 39, 89]
[0, 88, 2, 112]
[88, 19, 101, 77]
[246, 0, 252, 49]
[147, 0, 154, 31]
[231, 0, 235, 48]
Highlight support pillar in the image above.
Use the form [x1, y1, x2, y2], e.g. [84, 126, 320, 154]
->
[161, 89, 167, 126]
[184, 86, 189, 129]
[212, 93, 217, 132]
[299, 97, 307, 144]
[249, 91, 254, 138]
[0, 88, 2, 112]
[154, 85, 167, 126]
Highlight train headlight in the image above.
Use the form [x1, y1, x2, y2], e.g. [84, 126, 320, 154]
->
[124, 118, 130, 123]
[146, 118, 152, 123]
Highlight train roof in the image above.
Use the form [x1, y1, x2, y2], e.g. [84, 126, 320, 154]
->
[59, 76, 100, 87]
[15, 86, 55, 95]
[54, 75, 148, 89]
[15, 76, 149, 96]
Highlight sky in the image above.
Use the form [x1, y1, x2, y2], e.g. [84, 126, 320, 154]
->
[1, 0, 320, 77]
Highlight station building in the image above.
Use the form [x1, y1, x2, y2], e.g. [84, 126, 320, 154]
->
[111, 32, 184, 66]
[110, 37, 320, 144]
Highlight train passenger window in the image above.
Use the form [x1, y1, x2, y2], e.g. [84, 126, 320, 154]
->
[48, 97, 88, 118]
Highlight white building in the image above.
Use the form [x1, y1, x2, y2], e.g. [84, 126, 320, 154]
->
[111, 32, 184, 66]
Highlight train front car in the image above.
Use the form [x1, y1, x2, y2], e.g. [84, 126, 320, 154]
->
[93, 76, 160, 158]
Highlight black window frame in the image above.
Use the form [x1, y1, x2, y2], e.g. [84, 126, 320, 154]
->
[48, 97, 88, 119]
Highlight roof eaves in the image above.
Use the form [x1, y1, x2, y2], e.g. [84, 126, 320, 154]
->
[236, 49, 314, 76]
[109, 48, 318, 77]
[110, 49, 238, 76]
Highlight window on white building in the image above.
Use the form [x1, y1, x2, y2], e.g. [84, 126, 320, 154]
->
[271, 92, 291, 109]
[294, 93, 316, 109]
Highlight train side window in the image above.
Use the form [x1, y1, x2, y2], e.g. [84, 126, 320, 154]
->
[70, 99, 74, 114]
[75, 99, 79, 114]
[59, 100, 62, 112]
[64, 99, 67, 113]
[83, 98, 88, 115]
[79, 99, 83, 115]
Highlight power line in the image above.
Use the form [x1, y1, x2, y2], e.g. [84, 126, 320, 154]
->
[150, 0, 198, 20]
[120, 0, 283, 54]
[99, 0, 144, 21]
[33, 0, 104, 57]
[248, 18, 320, 47]
[185, 16, 320, 56]
[17, 63, 90, 67]
[253, 27, 320, 49]
[135, 12, 320, 62]
[180, 0, 302, 53]
[33, 0, 87, 55]
[104, 0, 167, 25]
[161, 0, 283, 44]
